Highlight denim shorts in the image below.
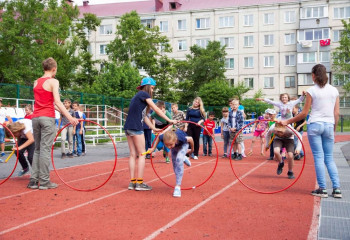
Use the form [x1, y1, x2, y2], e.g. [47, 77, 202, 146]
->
[125, 129, 144, 136]
[0, 128, 4, 143]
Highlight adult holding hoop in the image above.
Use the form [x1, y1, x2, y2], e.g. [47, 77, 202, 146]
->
[28, 57, 78, 190]
[184, 97, 205, 160]
[280, 64, 342, 198]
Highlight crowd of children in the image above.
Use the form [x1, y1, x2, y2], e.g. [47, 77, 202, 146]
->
[0, 59, 342, 199]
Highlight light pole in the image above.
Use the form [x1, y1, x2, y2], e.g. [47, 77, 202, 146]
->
[316, 18, 320, 63]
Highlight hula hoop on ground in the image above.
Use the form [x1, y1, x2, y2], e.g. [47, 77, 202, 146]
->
[0, 123, 19, 186]
[51, 119, 117, 192]
[229, 119, 306, 194]
[150, 120, 219, 190]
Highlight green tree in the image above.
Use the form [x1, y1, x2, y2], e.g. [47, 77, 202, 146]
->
[105, 11, 177, 101]
[89, 61, 140, 99]
[332, 19, 350, 95]
[0, 0, 100, 89]
[175, 41, 227, 104]
[198, 80, 235, 107]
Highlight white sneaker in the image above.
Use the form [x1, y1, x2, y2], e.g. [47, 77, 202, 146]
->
[193, 156, 198, 160]
[183, 157, 191, 166]
[173, 186, 181, 197]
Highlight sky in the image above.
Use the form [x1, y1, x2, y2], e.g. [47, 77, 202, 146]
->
[74, 0, 147, 6]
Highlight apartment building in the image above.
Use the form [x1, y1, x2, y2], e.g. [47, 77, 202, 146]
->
[79, 0, 350, 113]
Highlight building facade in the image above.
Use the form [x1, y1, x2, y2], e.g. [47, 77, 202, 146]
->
[79, 0, 350, 113]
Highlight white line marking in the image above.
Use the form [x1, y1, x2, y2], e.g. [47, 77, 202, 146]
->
[143, 161, 268, 240]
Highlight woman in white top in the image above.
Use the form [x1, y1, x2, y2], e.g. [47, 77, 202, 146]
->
[280, 64, 341, 198]
[6, 119, 35, 177]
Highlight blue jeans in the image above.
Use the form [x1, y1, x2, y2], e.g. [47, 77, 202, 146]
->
[73, 132, 82, 155]
[171, 143, 189, 186]
[223, 131, 230, 154]
[203, 135, 212, 155]
[307, 122, 340, 189]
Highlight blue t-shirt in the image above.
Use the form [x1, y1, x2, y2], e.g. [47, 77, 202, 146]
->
[185, 108, 204, 123]
[124, 91, 151, 131]
[159, 129, 187, 148]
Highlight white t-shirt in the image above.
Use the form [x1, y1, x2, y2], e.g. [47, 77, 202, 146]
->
[18, 119, 33, 139]
[307, 84, 339, 124]
[0, 108, 9, 129]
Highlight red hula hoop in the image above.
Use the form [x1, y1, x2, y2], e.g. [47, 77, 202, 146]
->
[229, 119, 306, 194]
[51, 119, 117, 192]
[150, 120, 219, 190]
[0, 123, 19, 186]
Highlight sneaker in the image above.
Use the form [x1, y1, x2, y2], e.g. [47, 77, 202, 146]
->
[0, 152, 5, 157]
[242, 153, 246, 158]
[39, 181, 58, 190]
[27, 180, 39, 189]
[208, 153, 212, 156]
[82, 152, 86, 156]
[223, 153, 228, 158]
[145, 154, 151, 159]
[231, 152, 237, 160]
[67, 153, 74, 158]
[173, 186, 181, 198]
[128, 182, 136, 190]
[18, 168, 29, 177]
[235, 154, 243, 161]
[332, 188, 342, 198]
[193, 156, 198, 160]
[0, 158, 4, 163]
[61, 153, 66, 159]
[165, 157, 170, 164]
[267, 157, 274, 160]
[135, 182, 152, 191]
[184, 157, 191, 167]
[311, 188, 328, 198]
[203, 154, 207, 156]
[75, 154, 81, 157]
[277, 162, 284, 175]
[287, 171, 295, 179]
[294, 154, 301, 160]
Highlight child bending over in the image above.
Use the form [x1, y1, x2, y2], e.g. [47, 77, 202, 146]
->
[149, 128, 193, 197]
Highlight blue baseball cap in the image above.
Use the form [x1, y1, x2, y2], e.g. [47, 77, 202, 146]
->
[137, 77, 156, 90]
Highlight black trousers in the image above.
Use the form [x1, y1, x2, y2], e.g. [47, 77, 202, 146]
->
[187, 123, 201, 157]
[17, 138, 35, 170]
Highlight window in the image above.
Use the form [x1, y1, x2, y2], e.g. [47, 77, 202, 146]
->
[264, 77, 274, 88]
[301, 6, 326, 19]
[301, 52, 316, 63]
[244, 57, 254, 68]
[159, 21, 168, 32]
[220, 37, 234, 48]
[285, 11, 296, 23]
[264, 56, 274, 67]
[299, 28, 330, 41]
[229, 79, 234, 86]
[333, 30, 344, 42]
[100, 24, 113, 35]
[264, 34, 274, 46]
[340, 96, 350, 108]
[225, 58, 234, 69]
[264, 13, 274, 25]
[298, 74, 313, 85]
[244, 78, 254, 89]
[285, 33, 296, 45]
[141, 19, 154, 28]
[196, 18, 210, 29]
[334, 6, 350, 19]
[244, 35, 254, 47]
[320, 52, 330, 62]
[100, 44, 107, 55]
[178, 19, 186, 30]
[219, 16, 234, 28]
[333, 74, 350, 86]
[87, 44, 92, 54]
[243, 14, 253, 26]
[196, 38, 209, 48]
[285, 76, 296, 88]
[178, 40, 187, 51]
[84, 27, 91, 37]
[285, 55, 296, 66]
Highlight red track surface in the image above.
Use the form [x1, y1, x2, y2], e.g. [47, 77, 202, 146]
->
[0, 135, 349, 239]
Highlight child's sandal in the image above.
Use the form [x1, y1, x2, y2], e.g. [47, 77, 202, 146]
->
[247, 151, 253, 156]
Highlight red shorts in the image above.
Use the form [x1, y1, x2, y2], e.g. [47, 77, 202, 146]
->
[253, 130, 264, 137]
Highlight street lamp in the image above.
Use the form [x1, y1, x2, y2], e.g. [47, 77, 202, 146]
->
[316, 18, 320, 63]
